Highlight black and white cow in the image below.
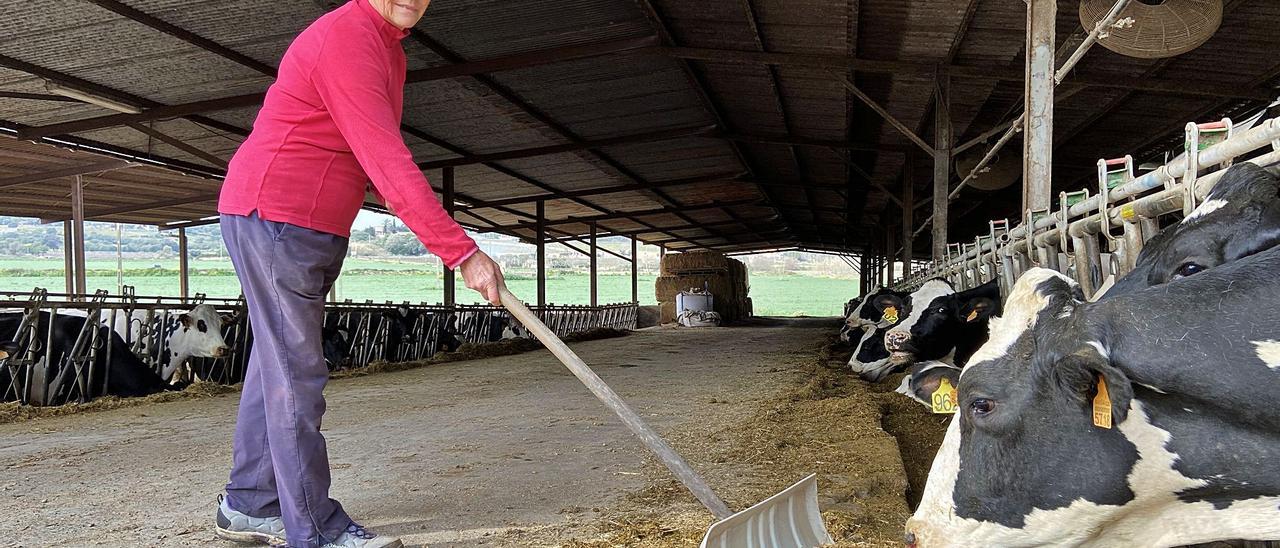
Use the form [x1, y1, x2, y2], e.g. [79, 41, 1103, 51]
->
[885, 278, 1001, 367]
[153, 304, 234, 383]
[321, 321, 352, 370]
[906, 261, 1280, 547]
[1106, 162, 1280, 298]
[849, 280, 954, 382]
[0, 312, 174, 401]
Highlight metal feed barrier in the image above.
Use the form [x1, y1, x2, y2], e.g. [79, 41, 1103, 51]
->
[895, 111, 1280, 299]
[0, 288, 637, 407]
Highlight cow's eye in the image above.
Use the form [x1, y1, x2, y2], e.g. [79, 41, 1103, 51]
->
[1174, 262, 1205, 278]
[936, 307, 947, 314]
[970, 398, 996, 416]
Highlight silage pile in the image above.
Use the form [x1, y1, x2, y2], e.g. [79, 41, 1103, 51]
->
[519, 337, 950, 548]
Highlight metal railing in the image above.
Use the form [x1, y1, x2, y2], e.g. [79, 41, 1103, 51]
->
[895, 111, 1280, 299]
[0, 288, 638, 407]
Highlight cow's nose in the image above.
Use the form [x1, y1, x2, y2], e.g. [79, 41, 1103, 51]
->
[213, 346, 229, 357]
[885, 331, 910, 351]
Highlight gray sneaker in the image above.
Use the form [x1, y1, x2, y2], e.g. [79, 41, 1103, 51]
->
[215, 494, 287, 546]
[321, 522, 404, 548]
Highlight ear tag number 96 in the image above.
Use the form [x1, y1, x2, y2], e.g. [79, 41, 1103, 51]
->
[931, 378, 958, 414]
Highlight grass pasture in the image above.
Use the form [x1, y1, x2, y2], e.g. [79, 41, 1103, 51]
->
[0, 258, 858, 317]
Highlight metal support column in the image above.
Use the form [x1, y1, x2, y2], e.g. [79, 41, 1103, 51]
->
[589, 222, 598, 307]
[177, 227, 190, 301]
[885, 225, 897, 285]
[71, 175, 87, 297]
[932, 77, 951, 262]
[902, 158, 914, 271]
[442, 167, 457, 307]
[1023, 0, 1056, 212]
[63, 221, 74, 295]
[536, 200, 546, 308]
[630, 236, 638, 304]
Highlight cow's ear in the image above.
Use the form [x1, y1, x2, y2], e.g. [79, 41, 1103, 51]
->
[958, 297, 997, 323]
[220, 314, 235, 326]
[1225, 197, 1280, 262]
[1046, 346, 1133, 426]
[178, 313, 193, 327]
[873, 294, 905, 313]
[910, 365, 960, 403]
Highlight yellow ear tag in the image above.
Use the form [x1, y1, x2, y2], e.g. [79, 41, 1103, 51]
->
[882, 306, 899, 324]
[1092, 376, 1113, 429]
[966, 310, 979, 322]
[0, 350, 7, 360]
[931, 378, 959, 414]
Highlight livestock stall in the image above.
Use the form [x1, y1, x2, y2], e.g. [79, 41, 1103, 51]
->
[0, 287, 637, 407]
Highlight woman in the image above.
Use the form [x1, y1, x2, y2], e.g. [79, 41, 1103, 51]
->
[214, 1, 505, 546]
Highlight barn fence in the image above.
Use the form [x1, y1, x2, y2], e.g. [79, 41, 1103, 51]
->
[0, 287, 637, 407]
[895, 111, 1280, 298]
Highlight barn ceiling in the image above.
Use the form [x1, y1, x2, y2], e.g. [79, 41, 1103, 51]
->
[0, 0, 1276, 256]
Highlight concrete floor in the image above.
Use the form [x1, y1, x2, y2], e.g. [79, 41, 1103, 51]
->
[0, 318, 831, 547]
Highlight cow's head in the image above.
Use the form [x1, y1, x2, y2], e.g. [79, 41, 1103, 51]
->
[882, 279, 955, 364]
[844, 287, 894, 333]
[321, 323, 351, 370]
[892, 279, 1000, 364]
[1109, 162, 1280, 297]
[174, 304, 231, 359]
[906, 269, 1149, 546]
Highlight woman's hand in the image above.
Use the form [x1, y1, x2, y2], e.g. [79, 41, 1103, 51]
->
[457, 250, 506, 306]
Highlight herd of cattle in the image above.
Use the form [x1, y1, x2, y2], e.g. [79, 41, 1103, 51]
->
[837, 163, 1280, 546]
[0, 302, 528, 404]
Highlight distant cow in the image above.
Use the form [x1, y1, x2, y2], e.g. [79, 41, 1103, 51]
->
[0, 312, 173, 402]
[906, 263, 1280, 547]
[885, 278, 1001, 367]
[321, 321, 352, 370]
[849, 280, 954, 382]
[1107, 162, 1280, 298]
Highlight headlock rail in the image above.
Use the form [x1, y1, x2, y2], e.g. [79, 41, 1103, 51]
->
[894, 110, 1280, 299]
[0, 288, 637, 407]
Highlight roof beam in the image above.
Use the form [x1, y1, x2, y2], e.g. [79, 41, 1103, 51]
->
[405, 35, 659, 82]
[831, 72, 934, 154]
[12, 35, 663, 141]
[0, 159, 132, 190]
[126, 122, 228, 168]
[407, 28, 729, 248]
[717, 132, 906, 152]
[457, 171, 745, 211]
[633, 0, 789, 234]
[82, 0, 277, 76]
[662, 47, 1275, 101]
[497, 199, 760, 231]
[416, 125, 714, 170]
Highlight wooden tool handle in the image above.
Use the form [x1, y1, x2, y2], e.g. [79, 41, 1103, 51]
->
[499, 287, 733, 519]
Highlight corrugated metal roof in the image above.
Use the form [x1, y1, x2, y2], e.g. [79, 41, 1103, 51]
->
[0, 0, 1277, 254]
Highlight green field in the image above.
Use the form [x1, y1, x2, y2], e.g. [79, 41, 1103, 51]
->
[0, 258, 859, 317]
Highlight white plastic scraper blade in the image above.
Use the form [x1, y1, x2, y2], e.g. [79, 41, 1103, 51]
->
[699, 474, 832, 548]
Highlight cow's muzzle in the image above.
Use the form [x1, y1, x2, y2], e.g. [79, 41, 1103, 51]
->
[212, 345, 229, 358]
[885, 330, 910, 351]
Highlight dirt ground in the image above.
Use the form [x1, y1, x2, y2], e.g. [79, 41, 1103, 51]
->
[0, 318, 942, 547]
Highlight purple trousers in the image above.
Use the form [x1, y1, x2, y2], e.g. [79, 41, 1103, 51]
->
[221, 213, 350, 547]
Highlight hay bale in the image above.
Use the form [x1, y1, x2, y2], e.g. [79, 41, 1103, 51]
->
[660, 251, 730, 276]
[659, 301, 677, 324]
